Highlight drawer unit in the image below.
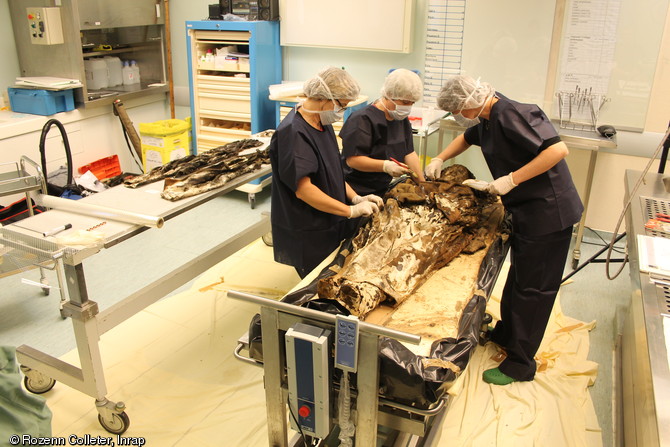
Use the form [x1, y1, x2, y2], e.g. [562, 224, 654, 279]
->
[198, 92, 251, 114]
[186, 21, 281, 153]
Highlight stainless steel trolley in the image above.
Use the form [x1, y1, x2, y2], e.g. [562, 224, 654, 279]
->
[0, 155, 67, 303]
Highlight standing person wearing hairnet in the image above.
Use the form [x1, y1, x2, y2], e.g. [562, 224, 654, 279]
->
[339, 69, 426, 197]
[430, 75, 583, 386]
[269, 67, 383, 278]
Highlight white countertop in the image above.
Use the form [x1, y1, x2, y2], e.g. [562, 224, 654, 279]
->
[0, 93, 167, 141]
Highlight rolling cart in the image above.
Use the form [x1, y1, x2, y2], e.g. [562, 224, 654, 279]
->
[0, 156, 67, 305]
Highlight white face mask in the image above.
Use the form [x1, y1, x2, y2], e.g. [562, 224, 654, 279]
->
[381, 98, 413, 121]
[302, 100, 346, 126]
[389, 103, 412, 120]
[319, 108, 345, 125]
[453, 98, 486, 128]
[453, 114, 480, 128]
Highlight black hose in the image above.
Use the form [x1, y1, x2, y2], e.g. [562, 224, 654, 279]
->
[39, 119, 75, 196]
[39, 119, 73, 185]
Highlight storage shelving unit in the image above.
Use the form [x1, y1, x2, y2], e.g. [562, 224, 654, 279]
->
[185, 21, 281, 153]
[8, 0, 169, 107]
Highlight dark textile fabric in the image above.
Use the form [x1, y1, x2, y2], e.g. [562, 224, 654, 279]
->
[340, 104, 414, 196]
[490, 226, 573, 380]
[464, 93, 583, 236]
[269, 109, 351, 276]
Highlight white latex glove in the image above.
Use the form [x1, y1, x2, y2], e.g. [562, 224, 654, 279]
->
[352, 194, 384, 207]
[382, 160, 410, 177]
[463, 172, 517, 195]
[424, 157, 444, 179]
[349, 201, 380, 218]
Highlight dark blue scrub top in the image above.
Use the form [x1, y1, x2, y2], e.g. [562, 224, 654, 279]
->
[464, 93, 584, 236]
[339, 104, 414, 196]
[269, 108, 350, 275]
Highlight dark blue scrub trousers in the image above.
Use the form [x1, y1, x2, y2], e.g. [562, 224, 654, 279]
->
[489, 225, 573, 381]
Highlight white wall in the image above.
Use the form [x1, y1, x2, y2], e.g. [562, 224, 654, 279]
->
[2, 0, 669, 233]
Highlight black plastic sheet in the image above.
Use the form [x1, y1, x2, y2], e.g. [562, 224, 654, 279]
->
[247, 213, 511, 409]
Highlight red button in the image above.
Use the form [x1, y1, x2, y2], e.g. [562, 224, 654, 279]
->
[298, 405, 311, 418]
[28, 14, 35, 19]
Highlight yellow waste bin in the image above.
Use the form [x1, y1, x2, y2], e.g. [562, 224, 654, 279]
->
[139, 119, 191, 172]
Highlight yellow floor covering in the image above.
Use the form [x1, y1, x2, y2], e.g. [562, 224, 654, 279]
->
[44, 240, 601, 446]
[434, 267, 602, 447]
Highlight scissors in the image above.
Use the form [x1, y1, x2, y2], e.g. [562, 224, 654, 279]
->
[389, 157, 419, 183]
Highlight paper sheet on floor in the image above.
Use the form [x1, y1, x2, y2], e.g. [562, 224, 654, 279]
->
[47, 240, 301, 445]
[434, 291, 602, 447]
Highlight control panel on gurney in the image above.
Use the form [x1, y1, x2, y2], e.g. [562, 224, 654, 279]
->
[228, 290, 452, 447]
[284, 315, 360, 438]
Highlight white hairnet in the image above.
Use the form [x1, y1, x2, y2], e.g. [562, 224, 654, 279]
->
[303, 66, 360, 101]
[381, 68, 423, 102]
[437, 75, 495, 112]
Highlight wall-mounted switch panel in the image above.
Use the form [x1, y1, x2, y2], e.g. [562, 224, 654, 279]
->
[26, 7, 64, 45]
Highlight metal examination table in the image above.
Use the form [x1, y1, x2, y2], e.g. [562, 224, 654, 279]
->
[0, 165, 271, 434]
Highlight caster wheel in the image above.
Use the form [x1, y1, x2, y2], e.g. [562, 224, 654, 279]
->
[24, 374, 56, 394]
[98, 412, 130, 435]
[41, 278, 50, 296]
[262, 232, 273, 246]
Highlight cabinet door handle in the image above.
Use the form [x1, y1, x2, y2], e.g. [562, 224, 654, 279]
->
[156, 3, 161, 18]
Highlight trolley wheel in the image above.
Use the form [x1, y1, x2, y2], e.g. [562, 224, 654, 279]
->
[23, 373, 56, 394]
[98, 412, 130, 435]
[262, 231, 273, 247]
[40, 278, 50, 296]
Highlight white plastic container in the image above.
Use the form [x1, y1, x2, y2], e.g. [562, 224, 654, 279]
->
[84, 58, 109, 90]
[130, 60, 141, 85]
[104, 56, 123, 87]
[122, 60, 134, 86]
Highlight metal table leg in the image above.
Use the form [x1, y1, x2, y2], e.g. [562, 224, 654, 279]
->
[572, 146, 599, 268]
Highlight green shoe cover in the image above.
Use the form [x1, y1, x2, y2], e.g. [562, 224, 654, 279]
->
[482, 367, 516, 385]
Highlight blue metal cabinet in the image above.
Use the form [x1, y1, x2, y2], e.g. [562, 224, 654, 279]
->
[186, 21, 281, 153]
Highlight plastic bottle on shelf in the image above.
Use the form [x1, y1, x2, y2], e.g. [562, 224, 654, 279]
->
[104, 56, 123, 87]
[84, 58, 109, 90]
[130, 60, 141, 85]
[122, 60, 134, 86]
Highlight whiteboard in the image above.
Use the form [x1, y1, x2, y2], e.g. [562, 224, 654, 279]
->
[279, 0, 414, 53]
[458, 0, 669, 131]
[460, 1, 556, 106]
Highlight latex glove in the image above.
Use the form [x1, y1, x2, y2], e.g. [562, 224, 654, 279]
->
[382, 160, 410, 177]
[349, 201, 379, 218]
[424, 157, 444, 179]
[352, 194, 384, 207]
[463, 172, 517, 195]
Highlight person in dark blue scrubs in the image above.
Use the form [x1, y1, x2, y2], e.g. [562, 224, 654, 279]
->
[430, 75, 584, 386]
[340, 68, 426, 197]
[269, 67, 383, 278]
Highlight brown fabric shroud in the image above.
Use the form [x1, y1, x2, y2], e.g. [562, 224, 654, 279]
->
[317, 164, 500, 318]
